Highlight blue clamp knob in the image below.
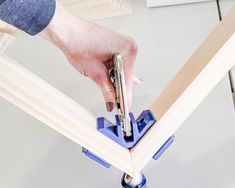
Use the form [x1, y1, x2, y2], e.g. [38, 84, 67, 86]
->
[121, 174, 147, 188]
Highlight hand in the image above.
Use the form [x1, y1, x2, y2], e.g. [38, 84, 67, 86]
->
[40, 3, 140, 112]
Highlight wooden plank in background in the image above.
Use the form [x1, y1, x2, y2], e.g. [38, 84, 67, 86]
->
[59, 0, 133, 20]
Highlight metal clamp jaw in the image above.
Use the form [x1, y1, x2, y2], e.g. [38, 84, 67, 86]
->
[109, 53, 132, 137]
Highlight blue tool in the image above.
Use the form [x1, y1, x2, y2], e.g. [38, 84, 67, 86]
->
[98, 110, 156, 149]
[82, 53, 175, 188]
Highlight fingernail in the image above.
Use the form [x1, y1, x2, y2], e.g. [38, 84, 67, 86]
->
[106, 102, 114, 112]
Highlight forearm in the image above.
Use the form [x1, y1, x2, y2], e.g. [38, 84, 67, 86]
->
[0, 0, 56, 35]
[39, 3, 90, 56]
[39, 3, 75, 53]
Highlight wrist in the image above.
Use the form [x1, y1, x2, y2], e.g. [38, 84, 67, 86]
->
[40, 3, 83, 55]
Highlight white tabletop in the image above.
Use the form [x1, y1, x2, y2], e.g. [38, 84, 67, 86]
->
[1, 0, 235, 187]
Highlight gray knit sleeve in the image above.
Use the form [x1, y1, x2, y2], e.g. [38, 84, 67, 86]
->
[0, 0, 56, 35]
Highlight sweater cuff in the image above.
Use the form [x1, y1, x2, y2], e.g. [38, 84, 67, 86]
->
[0, 0, 56, 35]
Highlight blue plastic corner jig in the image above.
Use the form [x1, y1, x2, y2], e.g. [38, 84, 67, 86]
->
[82, 110, 175, 188]
[82, 110, 156, 169]
[98, 110, 156, 149]
[82, 110, 175, 167]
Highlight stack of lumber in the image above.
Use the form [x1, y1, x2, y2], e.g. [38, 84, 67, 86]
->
[59, 0, 133, 20]
[0, 0, 133, 51]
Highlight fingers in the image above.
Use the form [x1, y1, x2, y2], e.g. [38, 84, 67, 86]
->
[123, 40, 138, 109]
[86, 62, 116, 112]
[133, 75, 143, 85]
[103, 57, 141, 111]
[83, 37, 138, 112]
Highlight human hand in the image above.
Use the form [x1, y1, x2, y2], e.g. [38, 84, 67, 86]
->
[40, 3, 141, 112]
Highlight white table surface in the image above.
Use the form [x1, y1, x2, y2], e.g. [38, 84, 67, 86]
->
[1, 0, 235, 187]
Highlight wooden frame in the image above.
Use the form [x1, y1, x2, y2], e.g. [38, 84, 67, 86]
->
[1, 5, 235, 178]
